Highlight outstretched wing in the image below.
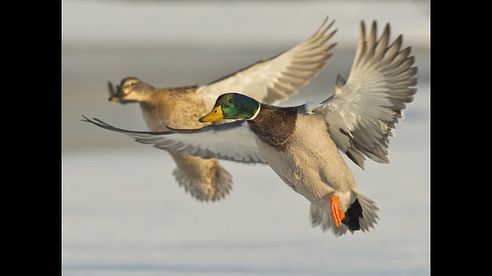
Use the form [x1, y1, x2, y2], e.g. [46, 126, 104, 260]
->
[197, 16, 337, 106]
[82, 116, 266, 164]
[313, 21, 418, 169]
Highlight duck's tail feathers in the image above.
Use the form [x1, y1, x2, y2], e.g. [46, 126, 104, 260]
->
[173, 163, 233, 202]
[352, 191, 379, 232]
[310, 203, 350, 236]
[309, 192, 379, 237]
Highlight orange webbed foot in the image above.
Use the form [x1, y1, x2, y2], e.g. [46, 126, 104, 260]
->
[330, 194, 345, 228]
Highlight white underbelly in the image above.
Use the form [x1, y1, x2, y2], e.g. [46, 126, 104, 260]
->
[257, 115, 356, 206]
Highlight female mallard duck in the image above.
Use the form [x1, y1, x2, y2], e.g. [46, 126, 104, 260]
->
[85, 21, 417, 236]
[105, 17, 337, 202]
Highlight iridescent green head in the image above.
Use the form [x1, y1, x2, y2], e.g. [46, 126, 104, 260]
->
[199, 93, 260, 123]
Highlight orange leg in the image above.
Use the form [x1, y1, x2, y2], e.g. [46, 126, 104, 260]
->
[330, 194, 345, 228]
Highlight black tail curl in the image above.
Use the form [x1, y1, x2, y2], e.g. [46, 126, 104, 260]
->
[342, 198, 363, 231]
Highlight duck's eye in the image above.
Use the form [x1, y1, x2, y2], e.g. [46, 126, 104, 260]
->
[214, 110, 217, 113]
[228, 99, 233, 104]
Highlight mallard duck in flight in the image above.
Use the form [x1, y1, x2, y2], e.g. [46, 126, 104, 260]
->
[85, 21, 417, 236]
[105, 17, 337, 202]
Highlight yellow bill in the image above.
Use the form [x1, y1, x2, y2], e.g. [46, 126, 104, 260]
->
[199, 106, 223, 123]
[108, 95, 121, 102]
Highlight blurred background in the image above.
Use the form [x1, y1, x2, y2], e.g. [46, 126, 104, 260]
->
[63, 0, 430, 275]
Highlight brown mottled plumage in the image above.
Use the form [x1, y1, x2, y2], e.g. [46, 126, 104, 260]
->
[135, 85, 232, 201]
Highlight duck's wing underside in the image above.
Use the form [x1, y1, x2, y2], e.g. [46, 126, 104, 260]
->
[82, 116, 267, 164]
[313, 21, 418, 169]
[197, 16, 337, 107]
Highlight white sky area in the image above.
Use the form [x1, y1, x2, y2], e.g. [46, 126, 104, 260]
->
[63, 0, 429, 49]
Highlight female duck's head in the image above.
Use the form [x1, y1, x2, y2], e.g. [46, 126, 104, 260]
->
[199, 93, 260, 123]
[108, 77, 152, 104]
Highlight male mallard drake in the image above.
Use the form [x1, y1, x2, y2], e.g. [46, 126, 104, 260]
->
[105, 17, 337, 202]
[85, 21, 417, 236]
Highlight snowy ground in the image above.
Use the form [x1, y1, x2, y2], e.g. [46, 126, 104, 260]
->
[63, 1, 430, 275]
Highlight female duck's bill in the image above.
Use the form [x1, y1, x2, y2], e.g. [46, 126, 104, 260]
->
[107, 81, 122, 102]
[106, 79, 139, 104]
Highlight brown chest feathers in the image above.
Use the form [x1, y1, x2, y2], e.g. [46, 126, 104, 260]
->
[248, 106, 298, 151]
